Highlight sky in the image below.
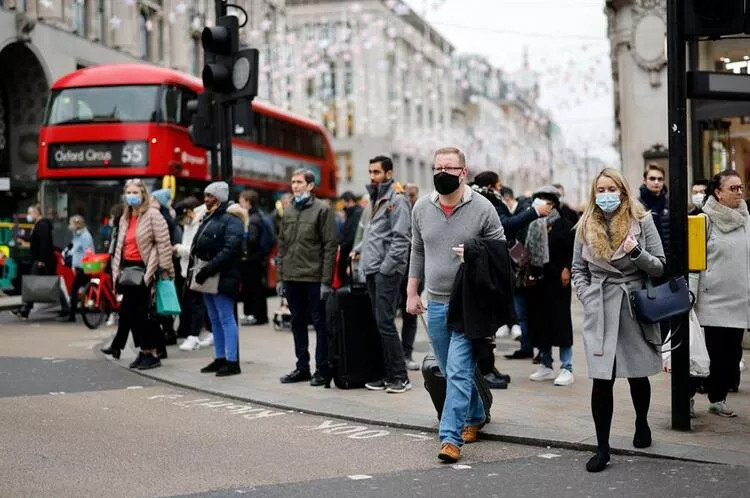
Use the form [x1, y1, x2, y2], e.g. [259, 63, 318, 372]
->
[402, 0, 618, 164]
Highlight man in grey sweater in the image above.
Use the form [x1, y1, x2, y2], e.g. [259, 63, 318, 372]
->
[407, 147, 505, 463]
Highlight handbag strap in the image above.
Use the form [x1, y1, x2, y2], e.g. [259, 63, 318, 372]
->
[636, 290, 695, 353]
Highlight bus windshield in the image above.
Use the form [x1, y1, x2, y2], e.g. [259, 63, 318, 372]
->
[45, 85, 161, 125]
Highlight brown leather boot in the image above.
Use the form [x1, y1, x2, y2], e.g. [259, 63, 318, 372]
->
[438, 442, 461, 463]
[462, 424, 482, 444]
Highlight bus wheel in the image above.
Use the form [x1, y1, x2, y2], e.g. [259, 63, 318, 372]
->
[80, 282, 105, 330]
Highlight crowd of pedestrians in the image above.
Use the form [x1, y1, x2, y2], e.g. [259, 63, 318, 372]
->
[11, 145, 748, 472]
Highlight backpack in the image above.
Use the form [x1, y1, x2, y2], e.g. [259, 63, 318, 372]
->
[257, 212, 277, 256]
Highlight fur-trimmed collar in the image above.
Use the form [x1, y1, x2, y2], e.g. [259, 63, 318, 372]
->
[584, 204, 632, 260]
[702, 195, 749, 233]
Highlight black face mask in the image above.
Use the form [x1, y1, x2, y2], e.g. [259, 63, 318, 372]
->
[433, 172, 461, 195]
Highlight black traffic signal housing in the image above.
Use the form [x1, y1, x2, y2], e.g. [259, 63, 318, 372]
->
[684, 0, 745, 38]
[187, 92, 215, 150]
[201, 15, 259, 100]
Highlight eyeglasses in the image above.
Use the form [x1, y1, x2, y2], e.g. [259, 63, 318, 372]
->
[433, 166, 464, 173]
[725, 184, 745, 193]
[647, 177, 664, 182]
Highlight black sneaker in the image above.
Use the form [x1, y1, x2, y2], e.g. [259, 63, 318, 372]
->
[386, 379, 412, 394]
[484, 372, 509, 390]
[137, 355, 161, 370]
[216, 361, 241, 377]
[365, 379, 388, 391]
[504, 350, 533, 360]
[201, 358, 227, 373]
[280, 368, 312, 384]
[310, 371, 326, 386]
[129, 352, 146, 369]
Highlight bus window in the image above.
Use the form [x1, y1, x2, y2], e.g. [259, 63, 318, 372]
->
[180, 89, 197, 127]
[163, 86, 181, 124]
[45, 85, 160, 125]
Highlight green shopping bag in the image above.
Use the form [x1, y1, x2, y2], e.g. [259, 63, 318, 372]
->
[156, 279, 181, 316]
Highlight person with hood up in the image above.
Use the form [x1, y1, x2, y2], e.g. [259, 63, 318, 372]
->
[190, 182, 246, 377]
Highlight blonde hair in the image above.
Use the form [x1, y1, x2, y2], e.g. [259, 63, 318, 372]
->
[123, 178, 151, 216]
[576, 168, 648, 242]
[69, 215, 86, 230]
[434, 146, 466, 167]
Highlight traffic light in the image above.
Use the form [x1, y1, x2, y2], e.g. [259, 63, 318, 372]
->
[201, 15, 259, 100]
[684, 0, 745, 37]
[187, 92, 215, 149]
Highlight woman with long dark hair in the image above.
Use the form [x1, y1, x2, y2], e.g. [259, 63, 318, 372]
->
[571, 168, 665, 473]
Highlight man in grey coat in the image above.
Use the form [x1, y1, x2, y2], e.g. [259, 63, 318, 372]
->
[354, 156, 412, 394]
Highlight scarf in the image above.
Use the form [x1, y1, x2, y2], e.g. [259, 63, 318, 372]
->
[702, 195, 749, 233]
[526, 209, 560, 267]
[585, 203, 631, 260]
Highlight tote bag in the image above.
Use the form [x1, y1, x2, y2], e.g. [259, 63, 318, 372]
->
[156, 279, 181, 315]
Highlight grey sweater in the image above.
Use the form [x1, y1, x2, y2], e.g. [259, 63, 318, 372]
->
[409, 186, 505, 303]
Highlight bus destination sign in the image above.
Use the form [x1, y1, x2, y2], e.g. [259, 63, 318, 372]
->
[48, 141, 148, 168]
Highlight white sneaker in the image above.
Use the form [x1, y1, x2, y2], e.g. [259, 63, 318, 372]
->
[105, 313, 117, 327]
[179, 335, 201, 351]
[240, 315, 258, 326]
[496, 325, 510, 338]
[553, 369, 575, 386]
[198, 332, 214, 347]
[529, 366, 555, 381]
[708, 400, 737, 417]
[510, 324, 522, 340]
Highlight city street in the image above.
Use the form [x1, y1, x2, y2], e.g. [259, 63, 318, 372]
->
[2, 308, 750, 497]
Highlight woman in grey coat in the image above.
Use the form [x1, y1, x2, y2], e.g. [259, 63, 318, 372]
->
[693, 169, 750, 418]
[571, 168, 665, 473]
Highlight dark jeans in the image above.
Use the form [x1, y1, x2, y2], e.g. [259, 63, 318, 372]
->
[704, 327, 744, 403]
[399, 274, 423, 359]
[366, 272, 408, 383]
[68, 268, 90, 319]
[513, 291, 532, 353]
[241, 260, 268, 323]
[285, 281, 328, 373]
[177, 287, 207, 338]
[21, 261, 68, 314]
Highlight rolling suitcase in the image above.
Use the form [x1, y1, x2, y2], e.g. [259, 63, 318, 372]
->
[421, 353, 492, 423]
[325, 282, 385, 389]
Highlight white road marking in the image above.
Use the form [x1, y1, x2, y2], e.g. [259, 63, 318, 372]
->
[452, 464, 472, 469]
[348, 475, 372, 480]
[403, 433, 432, 441]
[126, 386, 143, 390]
[538, 453, 561, 459]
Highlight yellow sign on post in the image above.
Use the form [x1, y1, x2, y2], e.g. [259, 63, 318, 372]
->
[162, 175, 176, 199]
[687, 215, 707, 272]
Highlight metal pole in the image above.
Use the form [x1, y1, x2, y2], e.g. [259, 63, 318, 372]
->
[667, 0, 690, 431]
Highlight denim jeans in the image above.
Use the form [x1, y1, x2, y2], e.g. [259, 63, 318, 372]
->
[285, 281, 328, 373]
[513, 293, 532, 354]
[203, 293, 239, 362]
[366, 272, 408, 383]
[427, 301, 486, 447]
[540, 346, 573, 372]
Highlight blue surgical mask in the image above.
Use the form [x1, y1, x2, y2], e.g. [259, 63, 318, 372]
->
[532, 198, 547, 209]
[595, 192, 621, 213]
[126, 194, 142, 207]
[26, 215, 34, 223]
[293, 192, 310, 206]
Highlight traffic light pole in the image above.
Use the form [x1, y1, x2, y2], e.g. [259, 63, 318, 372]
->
[666, 0, 690, 431]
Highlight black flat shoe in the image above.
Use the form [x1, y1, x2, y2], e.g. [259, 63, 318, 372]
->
[129, 352, 146, 369]
[280, 368, 312, 384]
[216, 361, 241, 377]
[585, 452, 610, 473]
[137, 355, 161, 370]
[504, 350, 533, 360]
[201, 358, 227, 373]
[100, 346, 121, 360]
[633, 425, 652, 448]
[310, 371, 326, 386]
[484, 372, 508, 390]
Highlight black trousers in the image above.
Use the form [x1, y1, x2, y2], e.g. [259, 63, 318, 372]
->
[241, 260, 268, 323]
[68, 268, 90, 318]
[177, 287, 207, 338]
[704, 327, 744, 403]
[110, 262, 160, 351]
[398, 273, 422, 359]
[366, 272, 408, 383]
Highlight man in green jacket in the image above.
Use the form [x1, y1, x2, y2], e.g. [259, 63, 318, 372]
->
[277, 169, 338, 386]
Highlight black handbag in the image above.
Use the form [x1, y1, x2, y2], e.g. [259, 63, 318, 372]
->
[119, 266, 146, 287]
[630, 276, 692, 324]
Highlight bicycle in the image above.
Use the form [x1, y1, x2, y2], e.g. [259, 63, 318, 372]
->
[79, 254, 120, 330]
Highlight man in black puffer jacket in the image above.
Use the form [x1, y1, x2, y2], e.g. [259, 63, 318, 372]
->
[639, 164, 671, 258]
[190, 181, 245, 377]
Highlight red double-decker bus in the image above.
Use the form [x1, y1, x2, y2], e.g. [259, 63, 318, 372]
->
[38, 63, 336, 249]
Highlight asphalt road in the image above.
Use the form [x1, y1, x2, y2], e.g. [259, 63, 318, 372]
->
[1, 311, 749, 498]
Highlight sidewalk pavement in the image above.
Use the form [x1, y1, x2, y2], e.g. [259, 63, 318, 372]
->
[108, 297, 750, 467]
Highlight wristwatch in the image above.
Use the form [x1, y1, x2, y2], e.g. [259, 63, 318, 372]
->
[629, 244, 643, 259]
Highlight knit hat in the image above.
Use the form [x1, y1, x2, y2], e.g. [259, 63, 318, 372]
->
[532, 185, 561, 207]
[152, 188, 172, 208]
[204, 181, 229, 203]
